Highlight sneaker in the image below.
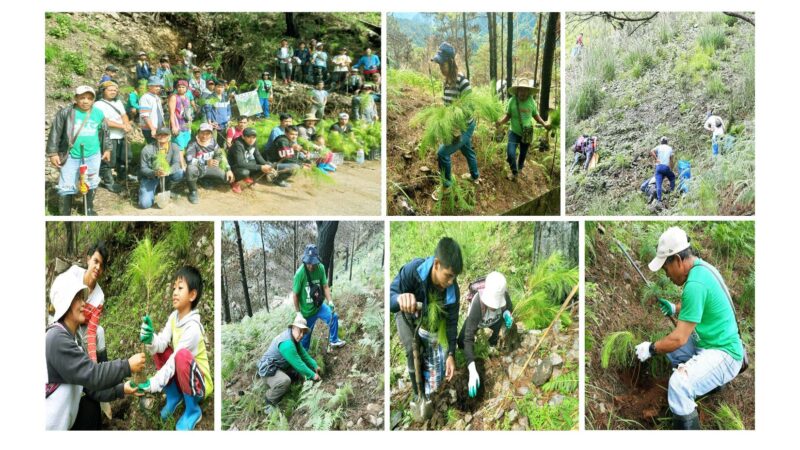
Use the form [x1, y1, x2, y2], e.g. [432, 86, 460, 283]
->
[431, 185, 450, 201]
[506, 172, 517, 182]
[330, 339, 347, 348]
[188, 190, 199, 204]
[264, 403, 276, 416]
[127, 174, 138, 182]
[243, 177, 254, 185]
[231, 182, 242, 194]
[274, 180, 291, 188]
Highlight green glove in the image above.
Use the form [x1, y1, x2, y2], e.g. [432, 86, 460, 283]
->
[503, 311, 513, 329]
[136, 380, 151, 393]
[139, 315, 154, 344]
[657, 298, 676, 317]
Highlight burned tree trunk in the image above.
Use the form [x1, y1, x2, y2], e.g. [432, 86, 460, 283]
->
[221, 268, 231, 323]
[316, 221, 339, 289]
[539, 12, 559, 121]
[234, 221, 253, 318]
[259, 221, 269, 313]
[533, 222, 579, 268]
[534, 13, 543, 86]
[462, 13, 471, 81]
[506, 12, 514, 100]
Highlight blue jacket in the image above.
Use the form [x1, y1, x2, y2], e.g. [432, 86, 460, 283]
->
[390, 256, 459, 355]
[136, 61, 151, 80]
[201, 94, 232, 127]
[354, 54, 380, 70]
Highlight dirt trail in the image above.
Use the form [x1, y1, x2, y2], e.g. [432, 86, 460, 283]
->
[87, 160, 381, 216]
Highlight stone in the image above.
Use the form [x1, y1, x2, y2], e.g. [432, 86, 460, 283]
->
[454, 419, 465, 430]
[494, 408, 505, 421]
[346, 421, 354, 428]
[366, 403, 381, 414]
[502, 356, 513, 365]
[549, 394, 565, 406]
[420, 166, 431, 173]
[448, 389, 457, 404]
[517, 386, 530, 396]
[465, 424, 472, 431]
[508, 363, 525, 381]
[507, 409, 518, 422]
[356, 417, 364, 427]
[532, 358, 554, 386]
[518, 417, 529, 429]
[465, 413, 473, 424]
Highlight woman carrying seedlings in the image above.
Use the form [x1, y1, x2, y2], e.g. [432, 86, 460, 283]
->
[138, 127, 185, 209]
[495, 76, 551, 181]
[46, 271, 146, 430]
[169, 80, 194, 153]
[430, 42, 480, 200]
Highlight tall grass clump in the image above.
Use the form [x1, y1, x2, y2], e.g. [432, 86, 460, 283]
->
[708, 403, 744, 430]
[570, 79, 602, 121]
[584, 41, 617, 82]
[699, 27, 728, 52]
[623, 43, 656, 79]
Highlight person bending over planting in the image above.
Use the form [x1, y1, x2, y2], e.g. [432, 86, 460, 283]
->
[495, 76, 550, 181]
[457, 271, 515, 398]
[649, 136, 676, 209]
[257, 316, 322, 415]
[390, 237, 462, 400]
[136, 266, 214, 431]
[636, 227, 746, 430]
[293, 244, 346, 350]
[46, 271, 146, 430]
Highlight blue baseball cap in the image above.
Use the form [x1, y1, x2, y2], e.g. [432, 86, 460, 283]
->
[147, 76, 164, 87]
[431, 42, 456, 64]
[302, 244, 321, 265]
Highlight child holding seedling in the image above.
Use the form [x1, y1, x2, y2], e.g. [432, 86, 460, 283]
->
[138, 127, 184, 209]
[135, 266, 213, 431]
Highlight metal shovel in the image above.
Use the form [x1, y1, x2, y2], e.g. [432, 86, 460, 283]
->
[403, 302, 433, 422]
[155, 176, 171, 208]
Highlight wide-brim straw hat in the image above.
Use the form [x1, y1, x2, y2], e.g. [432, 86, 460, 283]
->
[509, 74, 537, 96]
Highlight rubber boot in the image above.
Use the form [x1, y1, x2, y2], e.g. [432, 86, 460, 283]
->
[672, 410, 701, 430]
[85, 190, 98, 216]
[160, 381, 184, 421]
[175, 393, 202, 430]
[59, 195, 73, 216]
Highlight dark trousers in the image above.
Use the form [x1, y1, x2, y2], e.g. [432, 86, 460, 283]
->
[655, 164, 676, 201]
[99, 138, 129, 182]
[70, 395, 102, 430]
[506, 131, 531, 175]
[187, 164, 227, 191]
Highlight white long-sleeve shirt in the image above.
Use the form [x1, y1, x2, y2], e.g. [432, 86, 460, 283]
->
[146, 310, 204, 392]
[704, 115, 725, 137]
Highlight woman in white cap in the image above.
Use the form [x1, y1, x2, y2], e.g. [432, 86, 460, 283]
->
[256, 316, 322, 415]
[495, 75, 551, 181]
[457, 271, 514, 398]
[46, 271, 146, 430]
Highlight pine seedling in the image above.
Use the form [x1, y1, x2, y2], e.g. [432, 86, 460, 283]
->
[600, 331, 636, 369]
[154, 151, 172, 176]
[708, 403, 744, 430]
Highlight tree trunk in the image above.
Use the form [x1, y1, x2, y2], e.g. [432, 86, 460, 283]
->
[66, 222, 75, 257]
[293, 221, 298, 268]
[539, 12, 559, 121]
[488, 13, 496, 86]
[343, 246, 349, 271]
[533, 222, 579, 268]
[221, 268, 231, 323]
[462, 13, 471, 81]
[259, 222, 269, 313]
[316, 221, 339, 289]
[285, 13, 299, 38]
[349, 224, 358, 281]
[234, 221, 253, 318]
[534, 12, 544, 86]
[500, 13, 505, 99]
[506, 12, 514, 102]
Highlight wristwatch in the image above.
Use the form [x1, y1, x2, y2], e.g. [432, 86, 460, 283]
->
[649, 342, 657, 356]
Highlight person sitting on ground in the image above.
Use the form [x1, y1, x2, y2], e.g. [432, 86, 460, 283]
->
[139, 76, 166, 144]
[138, 127, 185, 209]
[297, 113, 319, 140]
[169, 80, 193, 154]
[293, 41, 312, 84]
[309, 81, 329, 120]
[293, 244, 346, 350]
[228, 127, 275, 193]
[136, 266, 214, 431]
[135, 51, 151, 82]
[95, 81, 132, 193]
[390, 237, 462, 400]
[185, 123, 234, 204]
[267, 113, 293, 148]
[277, 39, 293, 84]
[99, 64, 118, 84]
[202, 79, 232, 148]
[263, 125, 305, 188]
[331, 47, 352, 92]
[570, 134, 597, 171]
[353, 47, 380, 78]
[703, 110, 725, 156]
[637, 227, 746, 430]
[495, 75, 551, 181]
[46, 270, 145, 430]
[640, 175, 658, 205]
[329, 112, 353, 134]
[256, 72, 273, 119]
[46, 85, 111, 216]
[225, 116, 250, 148]
[257, 316, 321, 416]
[457, 271, 515, 398]
[311, 134, 336, 173]
[312, 43, 328, 84]
[650, 136, 676, 209]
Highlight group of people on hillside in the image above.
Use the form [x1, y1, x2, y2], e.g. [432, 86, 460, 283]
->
[46, 242, 212, 430]
[46, 40, 381, 215]
[425, 42, 551, 201]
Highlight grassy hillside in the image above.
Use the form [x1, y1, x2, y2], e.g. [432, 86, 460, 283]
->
[565, 13, 755, 216]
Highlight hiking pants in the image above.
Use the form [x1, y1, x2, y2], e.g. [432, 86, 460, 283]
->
[506, 130, 531, 175]
[274, 162, 300, 184]
[395, 314, 446, 396]
[57, 152, 101, 196]
[666, 335, 741, 415]
[299, 303, 341, 349]
[712, 134, 720, 156]
[187, 164, 226, 190]
[279, 62, 292, 81]
[138, 170, 184, 209]
[99, 138, 129, 183]
[259, 97, 270, 118]
[154, 346, 207, 398]
[265, 368, 300, 404]
[654, 164, 675, 201]
[437, 120, 478, 186]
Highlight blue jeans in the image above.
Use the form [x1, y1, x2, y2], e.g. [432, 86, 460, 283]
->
[666, 335, 742, 415]
[506, 131, 530, 175]
[437, 120, 478, 186]
[712, 134, 719, 156]
[654, 164, 675, 201]
[299, 303, 341, 349]
[259, 97, 270, 118]
[57, 152, 101, 196]
[138, 170, 185, 209]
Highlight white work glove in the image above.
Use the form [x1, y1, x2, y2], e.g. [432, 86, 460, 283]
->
[327, 301, 335, 313]
[467, 362, 480, 398]
[635, 341, 653, 362]
[295, 311, 304, 322]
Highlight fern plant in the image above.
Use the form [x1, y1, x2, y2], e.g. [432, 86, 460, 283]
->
[600, 331, 636, 369]
[542, 371, 578, 394]
[297, 381, 342, 430]
[326, 382, 353, 409]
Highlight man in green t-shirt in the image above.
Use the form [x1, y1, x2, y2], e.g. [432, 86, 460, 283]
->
[635, 227, 744, 430]
[495, 76, 551, 181]
[46, 85, 112, 216]
[293, 244, 346, 350]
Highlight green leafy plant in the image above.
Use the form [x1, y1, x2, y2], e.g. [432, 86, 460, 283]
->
[542, 371, 578, 394]
[707, 403, 744, 430]
[326, 382, 353, 409]
[600, 331, 636, 369]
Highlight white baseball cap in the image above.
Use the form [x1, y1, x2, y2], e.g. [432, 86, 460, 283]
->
[648, 227, 690, 272]
[75, 85, 96, 97]
[480, 271, 507, 309]
[48, 271, 87, 324]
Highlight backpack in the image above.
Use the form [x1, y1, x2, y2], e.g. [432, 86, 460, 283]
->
[465, 276, 489, 315]
[304, 265, 324, 309]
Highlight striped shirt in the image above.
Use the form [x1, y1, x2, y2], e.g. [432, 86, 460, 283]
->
[443, 74, 471, 105]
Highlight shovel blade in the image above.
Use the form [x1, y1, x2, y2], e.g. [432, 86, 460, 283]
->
[155, 191, 171, 209]
[409, 397, 433, 422]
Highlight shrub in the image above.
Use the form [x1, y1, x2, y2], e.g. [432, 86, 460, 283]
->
[706, 75, 727, 99]
[623, 46, 655, 79]
[104, 42, 131, 59]
[699, 27, 728, 52]
[45, 43, 61, 64]
[708, 403, 744, 430]
[570, 80, 602, 121]
[62, 51, 88, 76]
